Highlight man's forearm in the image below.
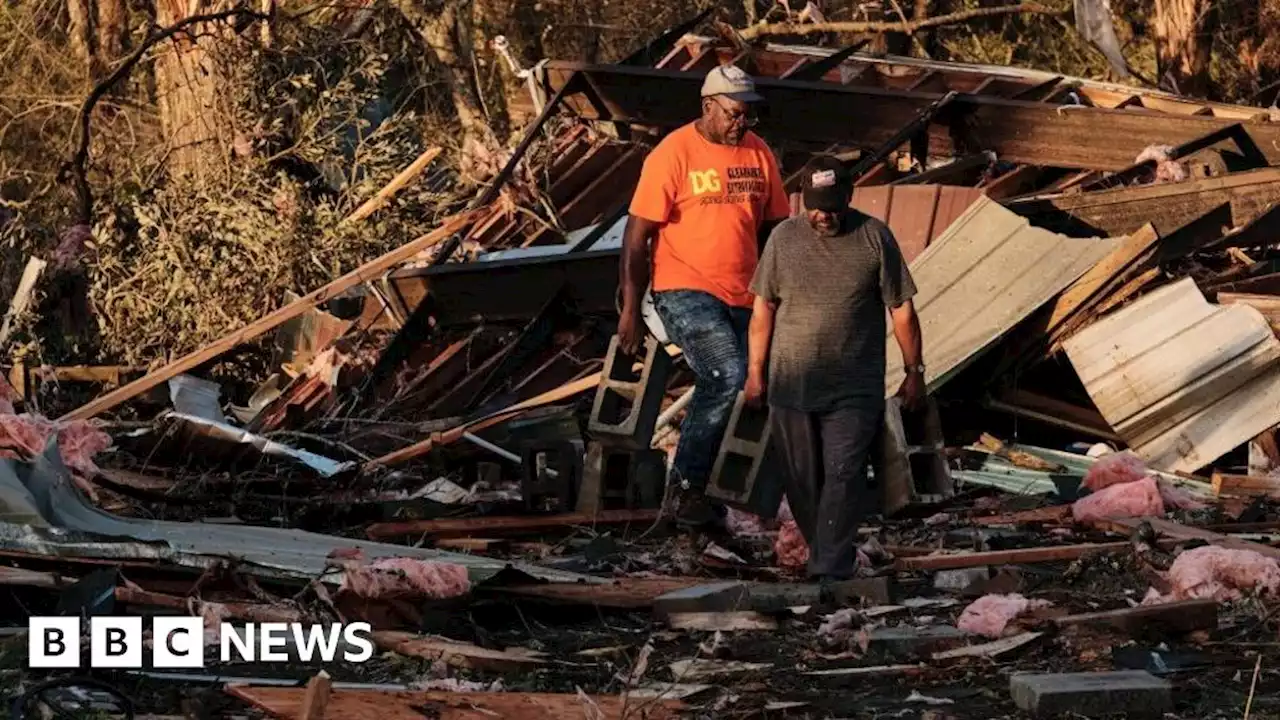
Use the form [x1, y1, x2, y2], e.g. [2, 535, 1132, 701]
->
[620, 218, 654, 315]
[892, 304, 923, 368]
[748, 298, 776, 377]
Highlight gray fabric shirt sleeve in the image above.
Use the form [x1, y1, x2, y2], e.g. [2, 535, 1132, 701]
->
[750, 229, 782, 301]
[877, 224, 918, 308]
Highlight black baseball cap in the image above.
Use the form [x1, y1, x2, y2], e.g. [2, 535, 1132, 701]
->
[802, 155, 852, 213]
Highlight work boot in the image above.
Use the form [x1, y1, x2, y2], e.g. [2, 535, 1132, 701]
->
[673, 486, 721, 529]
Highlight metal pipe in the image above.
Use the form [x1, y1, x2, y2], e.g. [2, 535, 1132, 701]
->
[461, 432, 558, 479]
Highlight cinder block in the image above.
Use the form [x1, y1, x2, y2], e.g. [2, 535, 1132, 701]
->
[519, 441, 582, 513]
[879, 395, 954, 517]
[653, 582, 750, 620]
[706, 392, 784, 519]
[588, 334, 672, 448]
[1010, 671, 1172, 718]
[577, 441, 666, 514]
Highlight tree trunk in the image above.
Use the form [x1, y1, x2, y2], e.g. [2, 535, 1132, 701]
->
[154, 0, 237, 184]
[395, 0, 502, 182]
[67, 0, 96, 74]
[96, 0, 126, 68]
[1153, 0, 1212, 97]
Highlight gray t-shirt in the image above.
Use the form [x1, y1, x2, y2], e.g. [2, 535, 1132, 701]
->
[749, 211, 918, 412]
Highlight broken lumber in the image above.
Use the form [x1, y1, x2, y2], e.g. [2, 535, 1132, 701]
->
[932, 631, 1042, 660]
[896, 543, 1135, 571]
[366, 508, 661, 540]
[1211, 472, 1280, 498]
[975, 434, 1066, 472]
[373, 631, 547, 672]
[61, 211, 479, 421]
[488, 577, 705, 609]
[0, 257, 47, 351]
[225, 686, 684, 720]
[1053, 599, 1218, 635]
[971, 505, 1072, 526]
[300, 671, 331, 720]
[340, 147, 442, 227]
[666, 611, 778, 632]
[1097, 517, 1280, 560]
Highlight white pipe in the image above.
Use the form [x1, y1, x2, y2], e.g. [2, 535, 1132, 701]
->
[650, 387, 696, 447]
[462, 432, 558, 478]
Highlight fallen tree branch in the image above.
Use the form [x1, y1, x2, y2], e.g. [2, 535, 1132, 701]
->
[738, 3, 1063, 40]
[64, 5, 268, 226]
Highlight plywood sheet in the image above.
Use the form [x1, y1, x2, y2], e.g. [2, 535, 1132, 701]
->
[883, 195, 1118, 397]
[1063, 277, 1280, 472]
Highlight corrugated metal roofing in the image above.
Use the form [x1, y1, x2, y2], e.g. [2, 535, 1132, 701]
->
[1063, 277, 1280, 473]
[884, 195, 1119, 396]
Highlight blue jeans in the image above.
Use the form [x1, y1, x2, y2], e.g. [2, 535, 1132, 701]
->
[652, 289, 751, 492]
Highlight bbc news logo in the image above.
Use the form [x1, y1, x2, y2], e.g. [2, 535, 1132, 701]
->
[29, 617, 375, 668]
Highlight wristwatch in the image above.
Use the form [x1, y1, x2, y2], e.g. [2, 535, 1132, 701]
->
[905, 364, 926, 375]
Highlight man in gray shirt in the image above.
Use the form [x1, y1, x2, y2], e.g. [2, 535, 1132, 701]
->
[745, 155, 925, 581]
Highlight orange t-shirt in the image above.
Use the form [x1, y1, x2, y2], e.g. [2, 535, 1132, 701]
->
[628, 123, 792, 308]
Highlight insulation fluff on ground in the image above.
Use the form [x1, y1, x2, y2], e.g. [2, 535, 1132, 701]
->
[1072, 475, 1165, 523]
[957, 593, 1053, 638]
[1144, 545, 1280, 603]
[338, 557, 471, 600]
[1082, 451, 1148, 491]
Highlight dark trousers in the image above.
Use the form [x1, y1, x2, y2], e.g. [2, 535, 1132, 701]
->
[651, 289, 750, 491]
[771, 402, 883, 579]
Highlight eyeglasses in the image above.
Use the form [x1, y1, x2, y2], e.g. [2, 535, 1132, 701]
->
[713, 97, 758, 128]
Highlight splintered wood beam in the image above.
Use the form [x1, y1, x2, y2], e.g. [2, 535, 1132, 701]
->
[1053, 599, 1218, 635]
[1080, 123, 1268, 193]
[339, 147, 441, 226]
[61, 211, 479, 421]
[895, 542, 1136, 570]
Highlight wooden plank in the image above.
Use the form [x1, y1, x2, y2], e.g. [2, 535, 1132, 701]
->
[1053, 599, 1218, 634]
[366, 509, 662, 540]
[1099, 517, 1280, 560]
[667, 611, 778, 632]
[62, 212, 478, 421]
[300, 672, 331, 720]
[895, 543, 1135, 571]
[339, 147, 441, 226]
[225, 686, 683, 720]
[1217, 292, 1280, 334]
[490, 577, 705, 609]
[0, 257, 47, 351]
[1211, 472, 1280, 498]
[971, 505, 1072, 527]
[373, 631, 547, 672]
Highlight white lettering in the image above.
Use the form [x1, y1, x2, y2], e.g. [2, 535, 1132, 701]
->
[221, 623, 254, 663]
[290, 624, 342, 662]
[258, 623, 289, 662]
[342, 623, 374, 662]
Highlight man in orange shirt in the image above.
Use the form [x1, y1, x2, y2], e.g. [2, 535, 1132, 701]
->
[618, 64, 791, 528]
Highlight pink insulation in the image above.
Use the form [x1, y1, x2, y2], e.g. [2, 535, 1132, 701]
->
[1072, 475, 1164, 523]
[1146, 545, 1280, 603]
[725, 507, 770, 537]
[775, 519, 810, 569]
[957, 593, 1053, 638]
[1082, 451, 1148, 491]
[0, 412, 111, 480]
[338, 557, 471, 600]
[1134, 144, 1188, 184]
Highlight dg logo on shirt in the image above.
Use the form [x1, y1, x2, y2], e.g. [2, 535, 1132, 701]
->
[689, 169, 722, 195]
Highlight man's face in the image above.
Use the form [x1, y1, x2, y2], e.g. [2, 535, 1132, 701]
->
[704, 96, 754, 145]
[807, 208, 840, 236]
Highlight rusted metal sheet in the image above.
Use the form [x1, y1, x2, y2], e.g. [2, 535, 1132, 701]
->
[851, 185, 984, 261]
[883, 195, 1118, 397]
[1063, 277, 1280, 473]
[539, 62, 1280, 172]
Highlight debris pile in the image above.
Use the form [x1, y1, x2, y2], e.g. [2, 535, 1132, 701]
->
[8, 20, 1280, 720]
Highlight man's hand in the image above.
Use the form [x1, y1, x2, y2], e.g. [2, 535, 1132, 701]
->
[744, 371, 766, 408]
[896, 371, 925, 411]
[617, 308, 645, 356]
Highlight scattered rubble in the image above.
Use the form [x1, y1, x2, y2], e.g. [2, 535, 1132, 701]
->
[7, 19, 1280, 720]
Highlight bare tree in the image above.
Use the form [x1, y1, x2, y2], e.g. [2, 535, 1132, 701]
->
[1153, 0, 1212, 96]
